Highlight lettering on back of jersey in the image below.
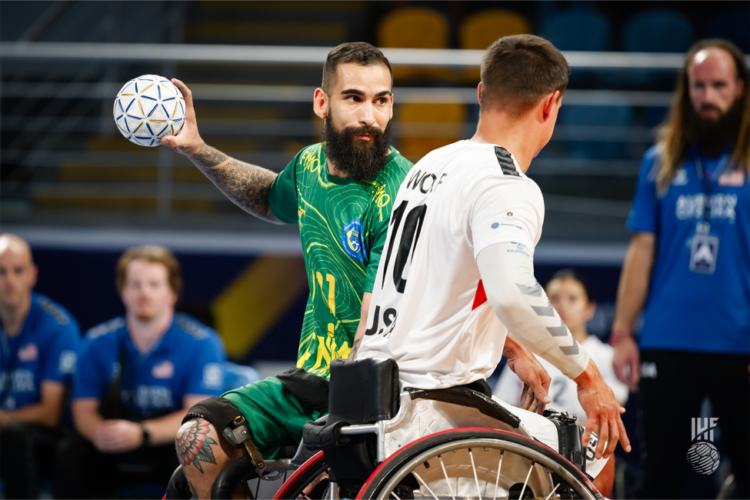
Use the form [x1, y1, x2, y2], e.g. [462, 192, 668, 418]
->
[405, 169, 448, 195]
[495, 146, 520, 177]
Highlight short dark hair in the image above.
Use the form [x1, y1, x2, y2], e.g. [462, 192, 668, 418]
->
[480, 34, 570, 115]
[547, 269, 593, 302]
[321, 42, 393, 94]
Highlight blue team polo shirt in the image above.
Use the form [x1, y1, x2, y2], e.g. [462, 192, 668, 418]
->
[0, 293, 81, 410]
[73, 313, 226, 419]
[627, 145, 750, 354]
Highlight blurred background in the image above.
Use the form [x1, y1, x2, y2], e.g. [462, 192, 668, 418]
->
[1, 1, 749, 498]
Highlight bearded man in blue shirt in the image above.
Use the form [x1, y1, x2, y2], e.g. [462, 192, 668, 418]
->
[0, 234, 80, 499]
[611, 39, 749, 499]
[54, 246, 227, 499]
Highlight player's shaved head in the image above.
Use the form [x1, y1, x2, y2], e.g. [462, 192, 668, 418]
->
[321, 42, 393, 95]
[480, 34, 569, 116]
[0, 234, 37, 309]
[0, 233, 33, 264]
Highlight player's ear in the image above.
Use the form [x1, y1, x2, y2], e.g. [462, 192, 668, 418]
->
[735, 77, 745, 99]
[313, 88, 329, 120]
[477, 82, 482, 105]
[31, 264, 39, 288]
[541, 91, 559, 121]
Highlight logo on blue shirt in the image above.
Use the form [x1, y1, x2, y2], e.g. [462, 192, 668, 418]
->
[342, 220, 366, 262]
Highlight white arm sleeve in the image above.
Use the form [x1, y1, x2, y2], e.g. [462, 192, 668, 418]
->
[477, 242, 591, 379]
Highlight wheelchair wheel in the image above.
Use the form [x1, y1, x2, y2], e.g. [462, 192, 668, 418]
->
[274, 451, 331, 500]
[356, 428, 604, 500]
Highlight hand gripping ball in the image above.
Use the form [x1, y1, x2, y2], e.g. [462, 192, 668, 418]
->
[113, 75, 185, 147]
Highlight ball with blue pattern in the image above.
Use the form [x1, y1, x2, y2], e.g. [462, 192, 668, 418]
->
[113, 75, 185, 147]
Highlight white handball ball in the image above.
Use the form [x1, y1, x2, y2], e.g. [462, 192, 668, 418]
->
[113, 75, 185, 147]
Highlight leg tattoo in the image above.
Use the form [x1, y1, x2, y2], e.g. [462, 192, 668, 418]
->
[188, 481, 199, 499]
[176, 419, 218, 473]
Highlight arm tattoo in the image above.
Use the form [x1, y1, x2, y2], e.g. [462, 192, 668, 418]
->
[176, 419, 218, 473]
[189, 143, 279, 223]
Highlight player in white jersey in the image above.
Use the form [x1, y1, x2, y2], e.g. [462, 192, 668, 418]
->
[494, 270, 629, 424]
[352, 34, 630, 496]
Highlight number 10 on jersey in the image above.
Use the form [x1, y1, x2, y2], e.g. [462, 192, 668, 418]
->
[367, 201, 427, 337]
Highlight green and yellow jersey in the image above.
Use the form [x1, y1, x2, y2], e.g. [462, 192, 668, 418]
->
[268, 143, 412, 379]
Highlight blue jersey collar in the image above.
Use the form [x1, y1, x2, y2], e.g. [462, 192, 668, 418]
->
[118, 316, 176, 360]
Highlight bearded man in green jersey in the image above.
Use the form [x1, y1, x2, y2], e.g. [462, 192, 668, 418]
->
[160, 42, 412, 498]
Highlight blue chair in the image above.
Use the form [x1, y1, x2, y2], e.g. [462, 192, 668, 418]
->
[539, 8, 611, 51]
[624, 8, 693, 53]
[616, 8, 694, 86]
[707, 10, 750, 53]
[539, 8, 611, 86]
[557, 105, 634, 160]
[223, 362, 262, 391]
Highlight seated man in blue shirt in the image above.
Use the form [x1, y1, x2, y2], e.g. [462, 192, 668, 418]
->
[54, 246, 227, 499]
[0, 234, 80, 499]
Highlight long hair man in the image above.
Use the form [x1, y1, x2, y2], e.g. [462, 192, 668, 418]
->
[612, 39, 749, 499]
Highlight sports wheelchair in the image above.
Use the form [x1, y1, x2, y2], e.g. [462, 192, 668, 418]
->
[167, 358, 603, 500]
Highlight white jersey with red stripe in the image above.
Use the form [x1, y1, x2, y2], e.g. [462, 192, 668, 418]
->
[358, 140, 545, 390]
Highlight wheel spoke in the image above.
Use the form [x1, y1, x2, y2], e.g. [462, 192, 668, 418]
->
[469, 448, 483, 499]
[364, 435, 596, 500]
[438, 455, 456, 500]
[517, 462, 535, 500]
[544, 482, 561, 500]
[412, 471, 440, 500]
[493, 451, 504, 500]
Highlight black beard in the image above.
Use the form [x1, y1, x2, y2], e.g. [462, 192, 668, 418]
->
[323, 119, 391, 182]
[685, 98, 743, 156]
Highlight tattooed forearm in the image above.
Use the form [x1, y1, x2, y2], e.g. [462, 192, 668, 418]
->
[188, 144, 280, 223]
[176, 419, 218, 473]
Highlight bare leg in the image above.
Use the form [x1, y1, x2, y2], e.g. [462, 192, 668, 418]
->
[176, 418, 244, 499]
[593, 455, 615, 498]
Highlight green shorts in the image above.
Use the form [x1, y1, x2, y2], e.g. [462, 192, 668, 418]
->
[222, 376, 325, 459]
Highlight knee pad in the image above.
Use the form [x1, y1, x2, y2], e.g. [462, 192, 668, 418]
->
[183, 397, 265, 471]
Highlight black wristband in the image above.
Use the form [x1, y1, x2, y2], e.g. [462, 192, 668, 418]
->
[141, 422, 151, 447]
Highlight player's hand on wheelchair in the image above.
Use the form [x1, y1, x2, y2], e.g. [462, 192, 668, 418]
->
[575, 360, 631, 460]
[161, 79, 205, 156]
[92, 419, 144, 453]
[506, 347, 552, 415]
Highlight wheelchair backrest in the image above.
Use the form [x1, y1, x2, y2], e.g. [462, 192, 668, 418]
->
[328, 357, 400, 425]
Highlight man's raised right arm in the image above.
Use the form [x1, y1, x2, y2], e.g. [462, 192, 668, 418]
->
[160, 79, 281, 224]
